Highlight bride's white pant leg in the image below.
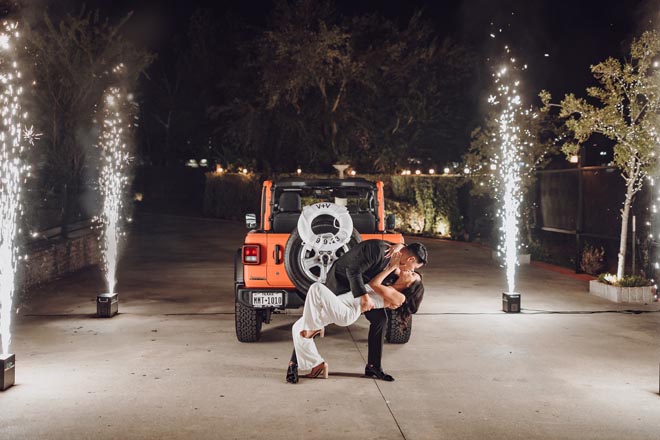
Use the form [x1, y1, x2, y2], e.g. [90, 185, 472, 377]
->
[292, 317, 323, 371]
[300, 282, 328, 331]
[302, 282, 361, 329]
[293, 282, 362, 370]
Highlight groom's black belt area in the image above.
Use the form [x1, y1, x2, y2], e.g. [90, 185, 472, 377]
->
[235, 285, 305, 309]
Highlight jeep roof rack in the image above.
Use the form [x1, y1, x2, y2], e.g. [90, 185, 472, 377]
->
[273, 178, 376, 189]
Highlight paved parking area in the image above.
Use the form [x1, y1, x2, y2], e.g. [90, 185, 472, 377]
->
[2, 214, 659, 439]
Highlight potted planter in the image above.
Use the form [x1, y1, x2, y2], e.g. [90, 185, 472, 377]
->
[588, 280, 654, 304]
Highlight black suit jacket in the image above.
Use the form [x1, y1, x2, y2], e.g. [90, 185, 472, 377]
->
[324, 239, 393, 298]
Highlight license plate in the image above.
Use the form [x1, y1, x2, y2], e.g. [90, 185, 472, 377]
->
[252, 292, 283, 307]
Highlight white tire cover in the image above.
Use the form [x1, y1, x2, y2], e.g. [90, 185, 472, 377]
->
[297, 202, 354, 252]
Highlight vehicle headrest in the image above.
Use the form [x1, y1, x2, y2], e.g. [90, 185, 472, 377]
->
[279, 192, 301, 212]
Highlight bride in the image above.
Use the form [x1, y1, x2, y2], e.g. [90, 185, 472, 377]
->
[289, 252, 423, 380]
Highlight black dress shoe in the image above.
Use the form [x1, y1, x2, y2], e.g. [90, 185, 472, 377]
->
[364, 365, 395, 382]
[286, 363, 299, 384]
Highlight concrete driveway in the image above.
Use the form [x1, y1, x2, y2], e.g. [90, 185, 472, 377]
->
[2, 214, 659, 439]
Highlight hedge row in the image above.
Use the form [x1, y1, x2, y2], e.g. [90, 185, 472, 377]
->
[203, 173, 261, 221]
[388, 175, 464, 237]
[203, 172, 467, 238]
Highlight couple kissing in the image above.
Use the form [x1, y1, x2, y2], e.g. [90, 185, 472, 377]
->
[286, 239, 427, 383]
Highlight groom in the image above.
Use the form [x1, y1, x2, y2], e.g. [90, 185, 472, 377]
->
[287, 239, 427, 383]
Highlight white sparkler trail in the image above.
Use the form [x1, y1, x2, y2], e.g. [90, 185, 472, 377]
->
[98, 84, 131, 294]
[0, 21, 27, 355]
[491, 48, 524, 294]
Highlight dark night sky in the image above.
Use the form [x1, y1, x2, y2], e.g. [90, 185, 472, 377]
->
[48, 0, 659, 111]
[64, 0, 657, 100]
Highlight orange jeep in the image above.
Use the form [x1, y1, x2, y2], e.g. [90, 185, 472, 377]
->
[234, 178, 410, 343]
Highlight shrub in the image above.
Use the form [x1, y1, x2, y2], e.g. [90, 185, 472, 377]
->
[580, 245, 605, 275]
[390, 175, 464, 237]
[385, 199, 425, 235]
[617, 275, 652, 287]
[204, 172, 261, 220]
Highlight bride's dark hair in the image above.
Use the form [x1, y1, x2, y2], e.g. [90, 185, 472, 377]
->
[396, 272, 424, 330]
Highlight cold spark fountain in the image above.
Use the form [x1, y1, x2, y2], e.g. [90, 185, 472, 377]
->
[0, 21, 27, 390]
[97, 76, 132, 318]
[489, 45, 524, 313]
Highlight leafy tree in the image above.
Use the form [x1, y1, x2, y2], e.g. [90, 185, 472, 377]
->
[209, 1, 476, 173]
[540, 30, 660, 278]
[258, 0, 358, 165]
[24, 8, 153, 233]
[348, 12, 475, 172]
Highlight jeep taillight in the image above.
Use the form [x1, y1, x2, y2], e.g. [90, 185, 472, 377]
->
[242, 245, 260, 264]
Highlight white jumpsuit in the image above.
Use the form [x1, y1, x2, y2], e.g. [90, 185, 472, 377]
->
[292, 282, 384, 370]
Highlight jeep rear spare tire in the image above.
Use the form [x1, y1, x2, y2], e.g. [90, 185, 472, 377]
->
[284, 216, 361, 293]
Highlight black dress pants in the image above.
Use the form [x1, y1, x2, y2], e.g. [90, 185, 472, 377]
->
[364, 308, 387, 369]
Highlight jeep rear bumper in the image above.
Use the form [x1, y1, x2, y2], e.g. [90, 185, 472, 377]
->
[235, 284, 305, 309]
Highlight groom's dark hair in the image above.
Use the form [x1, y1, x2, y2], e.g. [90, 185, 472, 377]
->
[406, 243, 428, 265]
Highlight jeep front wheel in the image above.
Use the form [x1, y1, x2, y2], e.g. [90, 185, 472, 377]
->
[235, 301, 262, 342]
[385, 310, 412, 344]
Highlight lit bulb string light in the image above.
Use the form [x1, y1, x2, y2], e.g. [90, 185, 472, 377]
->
[489, 45, 526, 294]
[0, 21, 29, 355]
[97, 73, 133, 295]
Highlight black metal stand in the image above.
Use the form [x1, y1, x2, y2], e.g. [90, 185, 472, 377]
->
[97, 293, 119, 317]
[502, 292, 521, 313]
[1, 353, 15, 391]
